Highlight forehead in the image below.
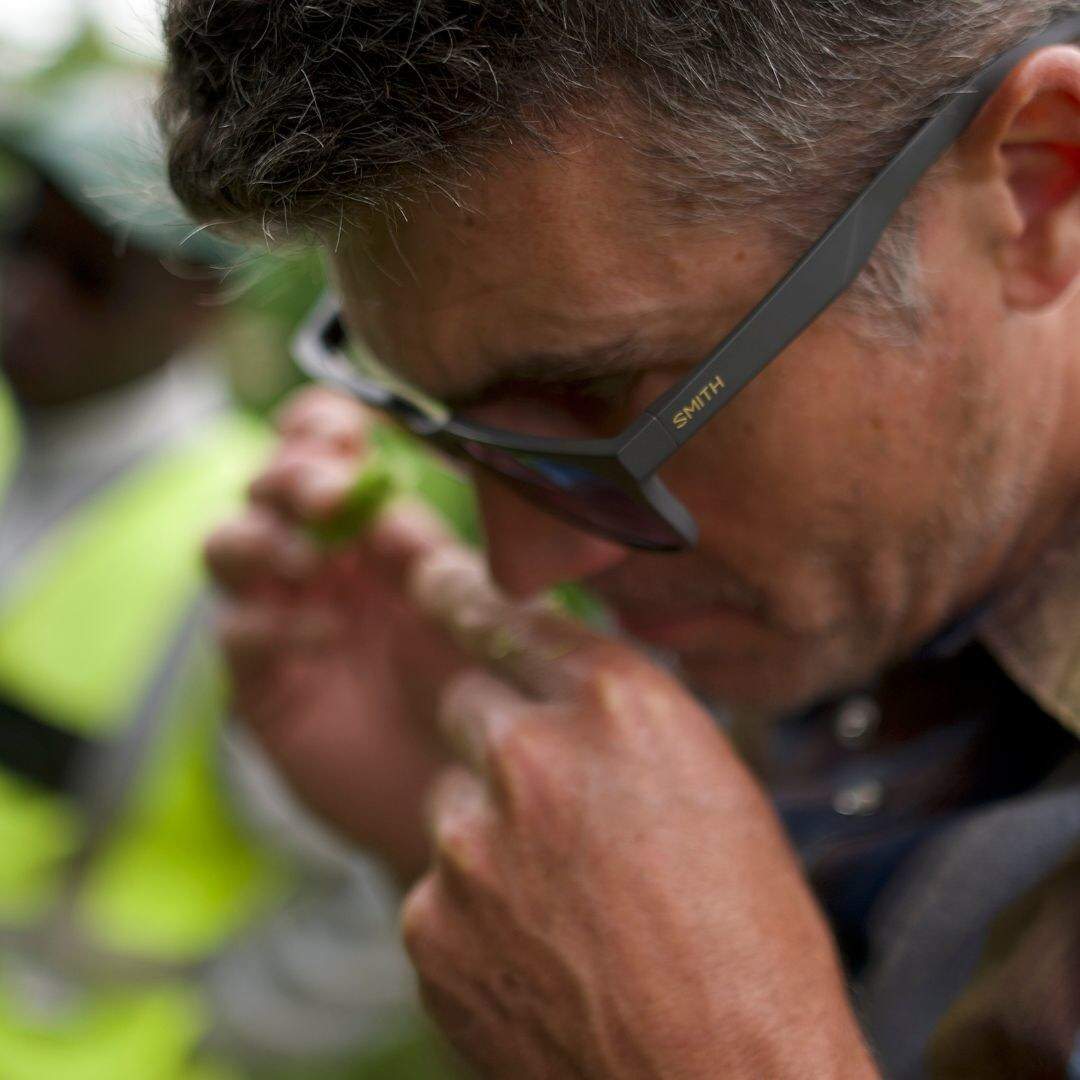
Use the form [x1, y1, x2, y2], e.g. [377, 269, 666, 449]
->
[330, 127, 783, 384]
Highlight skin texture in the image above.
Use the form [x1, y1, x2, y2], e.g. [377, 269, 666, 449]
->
[208, 46, 1080, 1079]
[0, 181, 213, 406]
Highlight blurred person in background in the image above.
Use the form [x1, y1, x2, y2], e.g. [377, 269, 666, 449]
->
[0, 57, 439, 1080]
[159, 2, 1080, 1077]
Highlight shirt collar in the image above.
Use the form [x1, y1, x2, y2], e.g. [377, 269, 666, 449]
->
[15, 351, 223, 478]
[980, 517, 1080, 738]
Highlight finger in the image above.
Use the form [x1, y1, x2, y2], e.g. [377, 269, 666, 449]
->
[438, 668, 529, 776]
[409, 546, 603, 700]
[365, 498, 459, 580]
[425, 765, 493, 882]
[401, 871, 460, 971]
[216, 602, 343, 672]
[249, 450, 362, 524]
[274, 386, 373, 454]
[205, 509, 320, 594]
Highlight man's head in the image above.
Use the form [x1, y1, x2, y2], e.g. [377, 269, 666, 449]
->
[159, 1, 1080, 711]
[0, 69, 230, 407]
[0, 177, 214, 406]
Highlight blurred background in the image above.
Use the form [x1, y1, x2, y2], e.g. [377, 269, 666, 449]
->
[0, 0, 326, 416]
[0, 3, 468, 1078]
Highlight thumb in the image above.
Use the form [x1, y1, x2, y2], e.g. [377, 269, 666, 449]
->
[408, 545, 616, 701]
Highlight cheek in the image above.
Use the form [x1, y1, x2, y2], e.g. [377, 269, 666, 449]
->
[655, 355, 867, 538]
[659, 320, 968, 549]
[644, 329, 962, 622]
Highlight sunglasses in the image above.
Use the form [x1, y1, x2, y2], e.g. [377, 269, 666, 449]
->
[294, 14, 1080, 552]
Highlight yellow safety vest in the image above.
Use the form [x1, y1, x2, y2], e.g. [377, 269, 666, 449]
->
[0, 386, 281, 1079]
[0, 383, 509, 1080]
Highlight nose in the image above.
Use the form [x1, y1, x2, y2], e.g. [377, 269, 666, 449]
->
[473, 471, 628, 599]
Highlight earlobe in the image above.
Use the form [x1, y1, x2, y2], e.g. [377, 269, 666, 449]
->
[961, 45, 1080, 313]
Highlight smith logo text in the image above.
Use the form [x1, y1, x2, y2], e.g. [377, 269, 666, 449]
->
[672, 376, 727, 430]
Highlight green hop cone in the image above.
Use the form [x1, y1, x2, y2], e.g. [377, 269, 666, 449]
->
[309, 429, 610, 627]
[310, 459, 398, 546]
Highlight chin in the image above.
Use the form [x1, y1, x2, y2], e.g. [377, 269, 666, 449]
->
[674, 649, 840, 714]
[607, 584, 889, 714]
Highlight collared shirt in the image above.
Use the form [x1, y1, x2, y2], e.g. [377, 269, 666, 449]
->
[762, 523, 1080, 1079]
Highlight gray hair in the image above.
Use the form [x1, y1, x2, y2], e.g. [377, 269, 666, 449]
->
[159, 0, 1079, 334]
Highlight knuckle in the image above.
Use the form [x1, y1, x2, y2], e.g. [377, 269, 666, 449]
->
[434, 811, 483, 873]
[581, 651, 694, 748]
[255, 451, 327, 490]
[440, 668, 480, 717]
[205, 510, 263, 554]
[206, 510, 253, 546]
[400, 875, 441, 960]
[431, 774, 490, 875]
[488, 720, 558, 802]
[411, 547, 491, 610]
[439, 668, 495, 731]
[577, 641, 656, 706]
[276, 387, 372, 449]
[205, 510, 304, 589]
[590, 637, 648, 677]
[490, 720, 581, 843]
[263, 455, 309, 491]
[273, 385, 335, 430]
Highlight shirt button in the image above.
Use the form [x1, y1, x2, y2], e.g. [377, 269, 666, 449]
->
[833, 696, 882, 748]
[832, 778, 886, 817]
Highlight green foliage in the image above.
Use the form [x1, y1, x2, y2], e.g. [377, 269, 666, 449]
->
[217, 249, 328, 414]
[21, 26, 124, 88]
[312, 461, 397, 546]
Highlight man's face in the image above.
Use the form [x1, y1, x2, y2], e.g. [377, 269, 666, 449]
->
[0, 181, 209, 406]
[332, 129, 1061, 712]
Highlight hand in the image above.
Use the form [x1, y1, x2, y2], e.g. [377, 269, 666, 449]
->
[401, 547, 877, 1079]
[206, 387, 469, 884]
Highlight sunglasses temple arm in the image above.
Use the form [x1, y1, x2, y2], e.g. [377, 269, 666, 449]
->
[638, 13, 1080, 464]
[292, 298, 405, 411]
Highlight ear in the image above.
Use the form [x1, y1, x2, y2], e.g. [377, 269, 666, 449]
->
[959, 44, 1080, 312]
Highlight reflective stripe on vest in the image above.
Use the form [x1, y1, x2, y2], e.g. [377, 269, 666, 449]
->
[0, 973, 243, 1080]
[0, 407, 284, 958]
[0, 385, 17, 497]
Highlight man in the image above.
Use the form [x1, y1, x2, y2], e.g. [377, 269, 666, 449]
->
[0, 64, 290, 1077]
[0, 67, 426, 1078]
[159, 2, 1080, 1076]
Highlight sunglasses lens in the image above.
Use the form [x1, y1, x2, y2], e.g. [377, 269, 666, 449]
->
[459, 442, 685, 550]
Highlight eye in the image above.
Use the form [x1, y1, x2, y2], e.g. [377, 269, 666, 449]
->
[457, 371, 646, 439]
